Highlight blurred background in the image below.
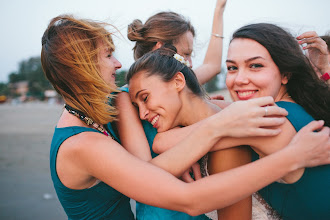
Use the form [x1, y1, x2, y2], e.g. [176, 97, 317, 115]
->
[0, 0, 329, 219]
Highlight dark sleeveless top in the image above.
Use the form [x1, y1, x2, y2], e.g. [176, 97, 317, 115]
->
[253, 101, 330, 220]
[50, 126, 134, 220]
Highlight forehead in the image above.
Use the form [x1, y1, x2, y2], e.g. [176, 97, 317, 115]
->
[128, 72, 161, 98]
[174, 31, 194, 51]
[227, 38, 270, 60]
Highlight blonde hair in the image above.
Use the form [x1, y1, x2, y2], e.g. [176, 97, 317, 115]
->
[41, 15, 118, 124]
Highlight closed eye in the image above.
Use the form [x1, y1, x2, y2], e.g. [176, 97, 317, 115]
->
[143, 95, 148, 102]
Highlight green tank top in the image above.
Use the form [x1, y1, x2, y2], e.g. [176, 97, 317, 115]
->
[253, 101, 330, 220]
[50, 126, 134, 220]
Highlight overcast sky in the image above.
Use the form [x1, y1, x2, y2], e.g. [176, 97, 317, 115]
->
[1, 0, 329, 82]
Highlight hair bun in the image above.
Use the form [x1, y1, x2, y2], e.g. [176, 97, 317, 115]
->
[127, 19, 144, 41]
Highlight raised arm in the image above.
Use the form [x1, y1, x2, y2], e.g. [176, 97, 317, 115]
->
[194, 0, 227, 84]
[297, 31, 330, 84]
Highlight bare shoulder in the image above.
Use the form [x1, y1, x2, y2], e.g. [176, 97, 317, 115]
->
[56, 131, 121, 189]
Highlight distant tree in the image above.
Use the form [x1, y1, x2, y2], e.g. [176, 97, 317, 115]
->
[203, 75, 219, 93]
[115, 70, 128, 87]
[203, 67, 227, 93]
[9, 71, 26, 83]
[0, 82, 9, 96]
[8, 56, 53, 99]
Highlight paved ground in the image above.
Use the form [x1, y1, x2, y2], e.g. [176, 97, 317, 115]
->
[0, 102, 67, 220]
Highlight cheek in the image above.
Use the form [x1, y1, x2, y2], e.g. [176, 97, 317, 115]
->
[225, 75, 235, 89]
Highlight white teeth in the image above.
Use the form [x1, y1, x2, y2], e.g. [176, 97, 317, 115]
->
[151, 115, 159, 126]
[237, 91, 256, 97]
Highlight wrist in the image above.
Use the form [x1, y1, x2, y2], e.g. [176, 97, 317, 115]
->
[203, 116, 226, 140]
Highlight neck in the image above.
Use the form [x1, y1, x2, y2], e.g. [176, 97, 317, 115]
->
[177, 94, 221, 126]
[275, 86, 294, 103]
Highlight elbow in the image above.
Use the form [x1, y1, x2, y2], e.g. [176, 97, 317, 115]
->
[185, 208, 204, 217]
[178, 189, 206, 216]
[152, 135, 163, 154]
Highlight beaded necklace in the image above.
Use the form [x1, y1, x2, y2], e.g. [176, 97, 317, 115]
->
[64, 104, 114, 139]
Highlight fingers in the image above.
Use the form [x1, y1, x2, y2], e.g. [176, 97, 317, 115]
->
[301, 40, 328, 54]
[248, 127, 282, 137]
[181, 170, 194, 183]
[191, 163, 202, 180]
[247, 96, 275, 107]
[263, 105, 288, 117]
[256, 117, 286, 127]
[296, 32, 328, 54]
[296, 31, 318, 40]
[211, 95, 225, 100]
[300, 120, 325, 132]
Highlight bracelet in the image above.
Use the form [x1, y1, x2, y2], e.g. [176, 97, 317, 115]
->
[320, 72, 330, 81]
[212, 33, 224, 38]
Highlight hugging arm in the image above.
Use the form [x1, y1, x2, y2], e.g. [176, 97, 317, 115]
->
[153, 98, 287, 154]
[116, 91, 217, 177]
[79, 120, 330, 215]
[194, 0, 227, 84]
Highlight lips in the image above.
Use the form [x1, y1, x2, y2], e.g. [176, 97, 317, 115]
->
[236, 90, 257, 100]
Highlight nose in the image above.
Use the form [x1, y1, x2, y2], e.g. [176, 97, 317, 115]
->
[187, 57, 193, 68]
[114, 56, 122, 70]
[138, 104, 149, 120]
[234, 69, 249, 85]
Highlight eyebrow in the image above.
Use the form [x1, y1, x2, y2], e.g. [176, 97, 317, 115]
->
[226, 56, 265, 64]
[135, 89, 146, 99]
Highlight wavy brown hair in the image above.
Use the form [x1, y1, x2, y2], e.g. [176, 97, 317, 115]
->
[41, 15, 118, 124]
[127, 11, 195, 60]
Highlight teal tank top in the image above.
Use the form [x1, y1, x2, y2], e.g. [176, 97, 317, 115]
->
[50, 126, 134, 220]
[111, 86, 210, 220]
[253, 101, 330, 220]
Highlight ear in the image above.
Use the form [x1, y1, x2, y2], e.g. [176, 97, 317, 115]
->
[153, 42, 164, 50]
[172, 72, 186, 92]
[281, 73, 290, 85]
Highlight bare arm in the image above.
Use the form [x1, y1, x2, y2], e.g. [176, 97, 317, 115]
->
[208, 146, 252, 220]
[194, 0, 227, 84]
[71, 120, 330, 216]
[117, 94, 288, 179]
[116, 92, 209, 177]
[153, 101, 286, 154]
[115, 92, 152, 161]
